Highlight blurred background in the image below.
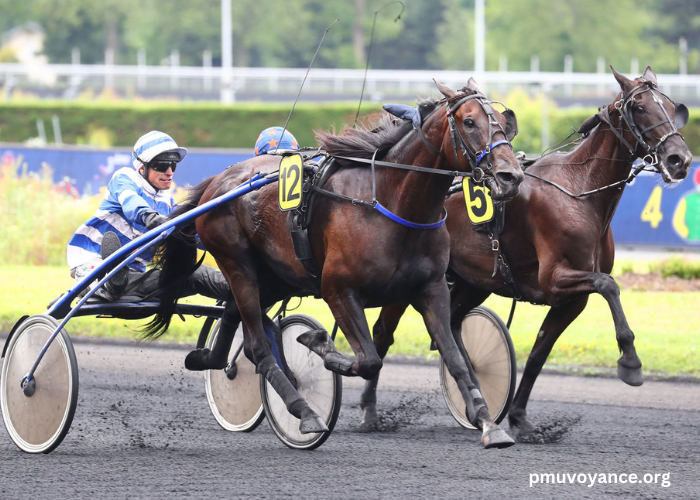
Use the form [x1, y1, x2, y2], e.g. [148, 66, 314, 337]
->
[0, 0, 698, 372]
[1, 0, 700, 263]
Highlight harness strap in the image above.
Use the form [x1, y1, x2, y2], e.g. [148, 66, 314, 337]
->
[374, 203, 447, 229]
[310, 185, 374, 208]
[475, 140, 512, 164]
[524, 159, 647, 198]
[333, 155, 468, 178]
[413, 121, 447, 160]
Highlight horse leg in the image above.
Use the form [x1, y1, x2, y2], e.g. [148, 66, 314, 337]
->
[413, 279, 513, 449]
[543, 268, 643, 386]
[507, 298, 588, 438]
[228, 270, 327, 434]
[360, 302, 409, 429]
[448, 278, 491, 371]
[185, 300, 241, 371]
[298, 288, 382, 379]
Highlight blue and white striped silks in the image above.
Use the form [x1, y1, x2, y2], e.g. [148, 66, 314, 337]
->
[67, 167, 174, 273]
[132, 130, 187, 169]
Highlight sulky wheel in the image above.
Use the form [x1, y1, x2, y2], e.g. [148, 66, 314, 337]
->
[1, 314, 79, 453]
[440, 306, 516, 430]
[204, 321, 265, 432]
[261, 314, 342, 450]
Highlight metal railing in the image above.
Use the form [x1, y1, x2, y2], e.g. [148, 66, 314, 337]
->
[3, 62, 700, 103]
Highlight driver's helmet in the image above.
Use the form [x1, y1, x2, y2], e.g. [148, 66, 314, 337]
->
[132, 131, 188, 169]
[255, 127, 299, 156]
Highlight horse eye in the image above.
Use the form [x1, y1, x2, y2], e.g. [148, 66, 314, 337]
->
[635, 106, 645, 114]
[463, 118, 476, 128]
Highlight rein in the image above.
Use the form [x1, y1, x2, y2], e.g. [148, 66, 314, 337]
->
[524, 81, 684, 198]
[524, 161, 647, 198]
[321, 94, 513, 229]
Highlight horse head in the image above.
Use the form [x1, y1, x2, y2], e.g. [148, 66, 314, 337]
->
[608, 66, 692, 183]
[433, 79, 524, 201]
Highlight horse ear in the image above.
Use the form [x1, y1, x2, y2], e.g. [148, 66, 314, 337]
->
[466, 77, 483, 94]
[610, 65, 633, 92]
[502, 109, 518, 141]
[434, 79, 456, 100]
[577, 113, 601, 135]
[674, 103, 689, 129]
[642, 66, 658, 85]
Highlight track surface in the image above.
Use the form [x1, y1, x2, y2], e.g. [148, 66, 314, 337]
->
[1, 337, 698, 499]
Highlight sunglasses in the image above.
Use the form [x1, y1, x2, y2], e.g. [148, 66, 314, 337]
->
[150, 161, 177, 173]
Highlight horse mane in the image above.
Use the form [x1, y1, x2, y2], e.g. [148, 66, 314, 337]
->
[316, 98, 439, 165]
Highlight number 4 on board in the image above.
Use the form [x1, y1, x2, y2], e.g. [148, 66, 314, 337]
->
[641, 186, 663, 228]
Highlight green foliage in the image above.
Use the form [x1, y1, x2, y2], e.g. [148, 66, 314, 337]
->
[484, 0, 688, 73]
[0, 100, 383, 148]
[0, 46, 18, 63]
[620, 261, 635, 275]
[0, 153, 100, 266]
[2, 0, 697, 73]
[0, 97, 698, 155]
[649, 257, 700, 279]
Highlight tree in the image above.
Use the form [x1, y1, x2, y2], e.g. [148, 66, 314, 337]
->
[484, 0, 678, 73]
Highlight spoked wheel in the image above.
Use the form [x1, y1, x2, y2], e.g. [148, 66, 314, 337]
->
[204, 321, 265, 432]
[440, 306, 516, 430]
[261, 314, 342, 450]
[1, 314, 79, 453]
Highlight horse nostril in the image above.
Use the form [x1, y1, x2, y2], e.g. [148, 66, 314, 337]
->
[495, 172, 520, 187]
[666, 154, 682, 169]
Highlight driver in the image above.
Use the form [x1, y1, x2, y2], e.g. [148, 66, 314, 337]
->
[254, 126, 299, 156]
[66, 130, 231, 303]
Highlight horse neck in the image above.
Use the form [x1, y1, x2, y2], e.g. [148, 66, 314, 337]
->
[545, 112, 636, 228]
[377, 121, 455, 224]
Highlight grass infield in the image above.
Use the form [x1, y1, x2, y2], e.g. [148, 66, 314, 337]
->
[0, 265, 697, 377]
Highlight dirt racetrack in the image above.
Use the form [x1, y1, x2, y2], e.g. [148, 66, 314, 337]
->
[1, 336, 698, 499]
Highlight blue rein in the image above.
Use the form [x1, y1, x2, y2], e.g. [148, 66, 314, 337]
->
[475, 139, 512, 165]
[374, 202, 447, 229]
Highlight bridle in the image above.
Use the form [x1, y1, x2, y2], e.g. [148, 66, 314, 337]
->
[313, 92, 517, 230]
[413, 93, 514, 183]
[526, 80, 689, 197]
[598, 80, 688, 183]
[445, 93, 513, 183]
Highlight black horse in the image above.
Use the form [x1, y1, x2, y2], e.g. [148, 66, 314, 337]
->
[145, 80, 524, 448]
[367, 67, 692, 439]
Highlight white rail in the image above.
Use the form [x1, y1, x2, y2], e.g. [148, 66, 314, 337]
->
[2, 62, 700, 102]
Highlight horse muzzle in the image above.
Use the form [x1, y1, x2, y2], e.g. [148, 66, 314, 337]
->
[487, 169, 524, 201]
[657, 137, 693, 183]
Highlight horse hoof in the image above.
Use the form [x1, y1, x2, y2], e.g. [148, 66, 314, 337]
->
[617, 363, 644, 386]
[360, 406, 379, 431]
[297, 329, 331, 355]
[299, 413, 329, 434]
[508, 415, 536, 440]
[184, 348, 227, 371]
[185, 349, 210, 371]
[482, 428, 515, 449]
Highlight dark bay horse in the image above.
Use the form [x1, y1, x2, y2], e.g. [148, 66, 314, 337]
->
[145, 80, 524, 448]
[368, 67, 692, 438]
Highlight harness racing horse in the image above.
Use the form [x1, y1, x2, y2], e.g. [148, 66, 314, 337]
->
[145, 79, 524, 448]
[367, 66, 692, 439]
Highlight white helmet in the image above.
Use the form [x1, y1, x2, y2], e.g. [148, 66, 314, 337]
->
[132, 131, 188, 169]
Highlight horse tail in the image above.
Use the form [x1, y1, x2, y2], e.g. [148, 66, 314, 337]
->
[142, 176, 215, 339]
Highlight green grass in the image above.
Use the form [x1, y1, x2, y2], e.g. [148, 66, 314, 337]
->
[1, 266, 698, 377]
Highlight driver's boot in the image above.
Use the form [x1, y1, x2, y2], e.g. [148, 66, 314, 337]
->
[97, 231, 129, 300]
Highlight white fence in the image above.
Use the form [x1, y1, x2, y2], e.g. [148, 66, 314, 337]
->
[2, 62, 700, 103]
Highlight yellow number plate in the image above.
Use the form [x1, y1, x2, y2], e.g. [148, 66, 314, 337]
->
[462, 177, 494, 224]
[278, 154, 303, 211]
